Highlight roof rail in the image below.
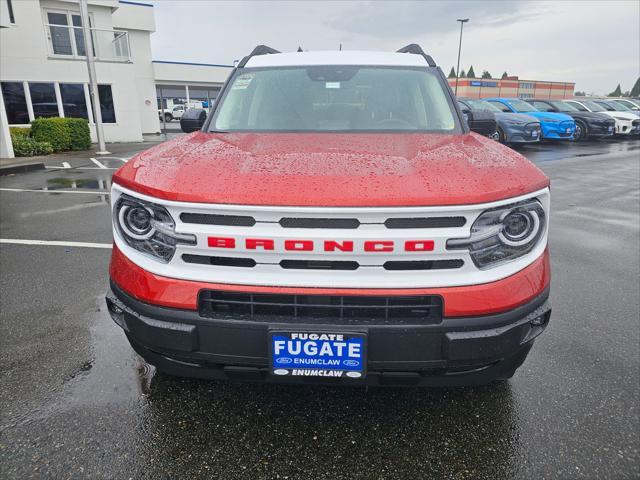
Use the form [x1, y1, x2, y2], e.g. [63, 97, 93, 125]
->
[237, 45, 281, 68]
[396, 44, 436, 67]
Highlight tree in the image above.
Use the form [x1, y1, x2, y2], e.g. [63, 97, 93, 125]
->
[607, 84, 622, 97]
[574, 91, 586, 96]
[481, 70, 492, 79]
[459, 69, 466, 78]
[448, 67, 456, 78]
[501, 71, 509, 79]
[630, 77, 640, 97]
[467, 65, 476, 78]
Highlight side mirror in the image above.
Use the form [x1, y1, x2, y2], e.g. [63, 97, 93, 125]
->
[461, 109, 473, 126]
[180, 108, 206, 133]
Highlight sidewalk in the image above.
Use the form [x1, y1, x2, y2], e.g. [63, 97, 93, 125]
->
[0, 139, 166, 174]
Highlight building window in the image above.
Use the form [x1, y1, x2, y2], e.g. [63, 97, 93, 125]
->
[7, 0, 15, 23]
[60, 83, 89, 119]
[519, 93, 534, 99]
[98, 85, 116, 123]
[29, 83, 59, 118]
[519, 82, 534, 89]
[45, 10, 92, 57]
[1, 82, 29, 124]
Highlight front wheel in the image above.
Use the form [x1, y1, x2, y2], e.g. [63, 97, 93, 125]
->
[497, 126, 506, 143]
[574, 120, 587, 141]
[164, 113, 173, 122]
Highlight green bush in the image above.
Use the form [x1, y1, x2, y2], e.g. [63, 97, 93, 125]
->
[12, 137, 53, 157]
[9, 126, 31, 139]
[66, 118, 91, 150]
[29, 117, 92, 152]
[30, 117, 72, 152]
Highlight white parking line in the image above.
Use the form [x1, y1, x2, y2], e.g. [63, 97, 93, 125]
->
[90, 157, 108, 169]
[0, 188, 109, 195]
[45, 166, 117, 170]
[0, 239, 112, 249]
[62, 162, 71, 168]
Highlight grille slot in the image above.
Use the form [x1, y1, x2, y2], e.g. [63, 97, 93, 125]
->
[384, 217, 466, 229]
[182, 254, 256, 268]
[280, 260, 359, 270]
[180, 213, 256, 226]
[384, 259, 464, 270]
[280, 217, 361, 229]
[199, 291, 443, 325]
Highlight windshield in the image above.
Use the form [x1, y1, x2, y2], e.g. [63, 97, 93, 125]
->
[464, 99, 502, 112]
[548, 100, 578, 112]
[212, 66, 458, 132]
[581, 100, 607, 112]
[509, 99, 538, 112]
[604, 100, 632, 111]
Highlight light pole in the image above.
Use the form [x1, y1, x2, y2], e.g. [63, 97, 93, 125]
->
[454, 18, 469, 96]
[79, 0, 109, 154]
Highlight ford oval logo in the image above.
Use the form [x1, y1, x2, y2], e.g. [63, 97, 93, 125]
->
[343, 360, 359, 367]
[276, 357, 292, 364]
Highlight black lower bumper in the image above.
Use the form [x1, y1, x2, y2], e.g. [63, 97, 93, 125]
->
[106, 282, 551, 387]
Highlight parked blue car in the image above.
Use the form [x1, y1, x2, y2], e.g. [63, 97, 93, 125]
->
[485, 98, 576, 140]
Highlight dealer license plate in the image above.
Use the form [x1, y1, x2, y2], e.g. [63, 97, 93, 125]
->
[269, 331, 366, 379]
[608, 126, 614, 133]
[532, 131, 538, 137]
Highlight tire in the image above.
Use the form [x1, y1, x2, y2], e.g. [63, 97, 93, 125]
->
[574, 120, 588, 141]
[164, 113, 173, 122]
[497, 126, 506, 143]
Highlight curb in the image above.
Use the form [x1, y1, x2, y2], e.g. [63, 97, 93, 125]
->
[0, 162, 45, 176]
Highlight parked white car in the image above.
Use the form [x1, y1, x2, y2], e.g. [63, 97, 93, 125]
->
[563, 99, 639, 136]
[158, 102, 204, 122]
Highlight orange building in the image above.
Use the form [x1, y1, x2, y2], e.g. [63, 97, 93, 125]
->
[448, 75, 575, 99]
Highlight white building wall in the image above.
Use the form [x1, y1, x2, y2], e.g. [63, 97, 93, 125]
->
[0, 0, 231, 158]
[153, 61, 232, 85]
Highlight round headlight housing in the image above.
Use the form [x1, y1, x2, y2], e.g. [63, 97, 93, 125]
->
[119, 205, 154, 239]
[447, 198, 546, 269]
[113, 194, 196, 262]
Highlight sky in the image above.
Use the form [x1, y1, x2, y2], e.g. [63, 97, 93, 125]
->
[150, 0, 640, 95]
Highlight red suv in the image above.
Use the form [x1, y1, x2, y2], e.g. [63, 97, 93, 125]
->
[106, 45, 551, 386]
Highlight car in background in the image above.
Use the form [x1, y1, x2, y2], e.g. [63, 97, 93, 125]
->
[455, 100, 498, 139]
[607, 98, 640, 112]
[458, 98, 540, 144]
[564, 99, 639, 136]
[485, 98, 576, 140]
[592, 99, 640, 130]
[159, 101, 205, 122]
[524, 99, 615, 141]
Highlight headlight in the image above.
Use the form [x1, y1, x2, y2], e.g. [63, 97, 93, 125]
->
[541, 117, 559, 123]
[114, 194, 196, 262]
[447, 198, 546, 269]
[504, 120, 526, 126]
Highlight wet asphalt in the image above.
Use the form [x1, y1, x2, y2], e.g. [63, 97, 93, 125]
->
[0, 138, 638, 479]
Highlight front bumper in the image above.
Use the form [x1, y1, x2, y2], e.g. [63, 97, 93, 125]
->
[106, 282, 551, 387]
[540, 122, 575, 140]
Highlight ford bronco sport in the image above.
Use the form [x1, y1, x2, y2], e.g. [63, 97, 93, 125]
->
[106, 45, 551, 386]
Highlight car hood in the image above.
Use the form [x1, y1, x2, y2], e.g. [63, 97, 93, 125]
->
[518, 111, 574, 122]
[113, 132, 549, 207]
[565, 111, 614, 122]
[599, 111, 639, 120]
[493, 112, 540, 123]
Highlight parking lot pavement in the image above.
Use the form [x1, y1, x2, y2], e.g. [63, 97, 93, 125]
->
[0, 139, 638, 479]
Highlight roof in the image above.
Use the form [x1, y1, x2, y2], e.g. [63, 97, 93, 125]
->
[244, 50, 431, 68]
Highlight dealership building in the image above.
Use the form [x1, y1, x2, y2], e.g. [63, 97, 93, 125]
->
[449, 76, 575, 99]
[0, 0, 233, 158]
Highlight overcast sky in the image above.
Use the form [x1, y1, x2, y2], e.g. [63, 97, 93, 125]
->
[150, 1, 639, 95]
